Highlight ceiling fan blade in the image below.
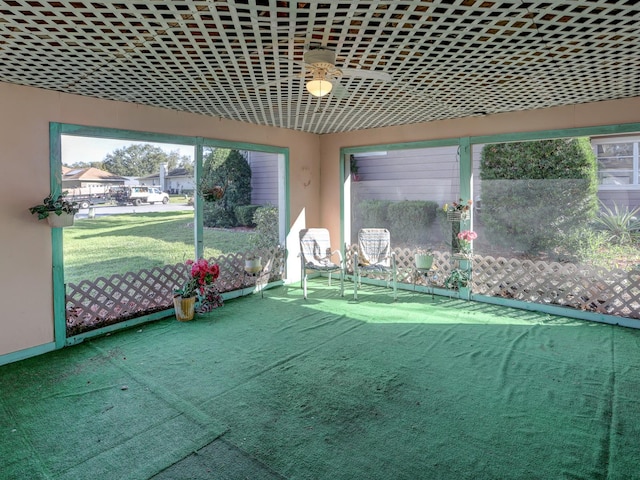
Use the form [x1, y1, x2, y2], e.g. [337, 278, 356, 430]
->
[255, 75, 299, 90]
[340, 67, 392, 82]
[331, 82, 350, 99]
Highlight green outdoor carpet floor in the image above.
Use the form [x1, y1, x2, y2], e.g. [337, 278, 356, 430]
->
[2, 279, 640, 479]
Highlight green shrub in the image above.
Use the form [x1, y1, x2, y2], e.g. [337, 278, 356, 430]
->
[355, 200, 391, 231]
[235, 205, 261, 227]
[480, 138, 598, 254]
[593, 202, 640, 245]
[251, 206, 279, 249]
[203, 202, 233, 228]
[202, 149, 252, 228]
[387, 200, 439, 245]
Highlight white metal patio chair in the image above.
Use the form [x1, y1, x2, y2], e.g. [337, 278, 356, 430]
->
[353, 228, 398, 301]
[299, 228, 345, 299]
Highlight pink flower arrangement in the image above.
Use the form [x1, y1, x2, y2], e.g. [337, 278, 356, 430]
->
[457, 230, 478, 255]
[176, 258, 220, 298]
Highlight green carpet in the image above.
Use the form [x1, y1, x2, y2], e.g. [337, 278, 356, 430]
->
[1, 280, 640, 479]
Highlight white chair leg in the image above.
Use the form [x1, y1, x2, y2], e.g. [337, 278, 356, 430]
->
[303, 273, 308, 299]
[392, 257, 398, 301]
[353, 262, 359, 301]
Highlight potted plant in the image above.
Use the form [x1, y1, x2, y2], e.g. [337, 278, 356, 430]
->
[454, 230, 478, 258]
[350, 154, 360, 182]
[173, 258, 222, 321]
[444, 267, 472, 299]
[414, 248, 434, 270]
[443, 198, 472, 222]
[29, 191, 80, 227]
[244, 254, 263, 274]
[201, 184, 226, 202]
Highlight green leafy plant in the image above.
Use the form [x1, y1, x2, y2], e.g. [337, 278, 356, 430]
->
[444, 268, 471, 289]
[593, 202, 640, 245]
[29, 191, 79, 220]
[350, 154, 359, 174]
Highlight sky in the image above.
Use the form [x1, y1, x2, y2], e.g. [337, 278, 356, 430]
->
[61, 135, 195, 166]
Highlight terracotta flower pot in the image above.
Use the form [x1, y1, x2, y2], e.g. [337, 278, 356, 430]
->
[173, 295, 196, 322]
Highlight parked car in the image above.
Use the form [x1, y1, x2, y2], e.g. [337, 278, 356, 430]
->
[109, 186, 170, 206]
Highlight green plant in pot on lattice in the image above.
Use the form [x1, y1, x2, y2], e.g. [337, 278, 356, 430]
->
[29, 191, 80, 227]
[414, 248, 435, 270]
[444, 267, 471, 290]
[173, 258, 223, 321]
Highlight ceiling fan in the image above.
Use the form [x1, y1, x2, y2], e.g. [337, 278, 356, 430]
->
[257, 48, 392, 99]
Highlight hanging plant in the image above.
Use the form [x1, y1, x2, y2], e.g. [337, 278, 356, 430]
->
[350, 154, 360, 181]
[443, 198, 472, 221]
[29, 191, 79, 227]
[201, 184, 227, 202]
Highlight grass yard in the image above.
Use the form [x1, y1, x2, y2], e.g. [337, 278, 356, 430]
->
[63, 211, 257, 285]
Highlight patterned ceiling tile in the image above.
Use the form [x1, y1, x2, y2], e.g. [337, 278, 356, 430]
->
[0, 0, 639, 134]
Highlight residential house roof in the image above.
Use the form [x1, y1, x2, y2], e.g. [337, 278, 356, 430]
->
[62, 166, 126, 182]
[139, 168, 193, 180]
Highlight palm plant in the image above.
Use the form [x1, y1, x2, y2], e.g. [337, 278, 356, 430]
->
[593, 202, 640, 245]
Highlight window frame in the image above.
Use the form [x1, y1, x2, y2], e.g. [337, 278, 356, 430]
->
[591, 135, 640, 190]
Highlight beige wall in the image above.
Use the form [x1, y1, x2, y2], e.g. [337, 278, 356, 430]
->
[3, 79, 640, 361]
[0, 82, 319, 358]
[319, 98, 640, 245]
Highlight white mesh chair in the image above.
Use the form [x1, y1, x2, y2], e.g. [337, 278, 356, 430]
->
[299, 228, 345, 299]
[353, 228, 398, 301]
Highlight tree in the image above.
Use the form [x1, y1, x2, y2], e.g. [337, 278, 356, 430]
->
[175, 153, 194, 175]
[63, 161, 104, 169]
[480, 138, 599, 255]
[201, 148, 252, 227]
[102, 144, 185, 176]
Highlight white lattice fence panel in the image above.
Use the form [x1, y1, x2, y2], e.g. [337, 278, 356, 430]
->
[66, 264, 184, 336]
[473, 256, 640, 319]
[345, 245, 453, 287]
[66, 247, 285, 335]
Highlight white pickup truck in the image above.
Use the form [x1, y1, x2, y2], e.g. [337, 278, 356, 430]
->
[110, 186, 170, 206]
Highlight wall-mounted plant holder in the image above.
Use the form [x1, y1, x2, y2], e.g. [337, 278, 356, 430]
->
[46, 212, 75, 228]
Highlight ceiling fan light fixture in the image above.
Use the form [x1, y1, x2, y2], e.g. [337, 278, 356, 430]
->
[306, 78, 333, 97]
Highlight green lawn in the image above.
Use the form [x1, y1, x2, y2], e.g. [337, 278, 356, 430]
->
[63, 211, 257, 285]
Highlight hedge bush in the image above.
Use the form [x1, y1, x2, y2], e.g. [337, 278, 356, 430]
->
[387, 200, 439, 245]
[355, 200, 391, 232]
[234, 205, 261, 227]
[251, 206, 279, 249]
[480, 138, 598, 254]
